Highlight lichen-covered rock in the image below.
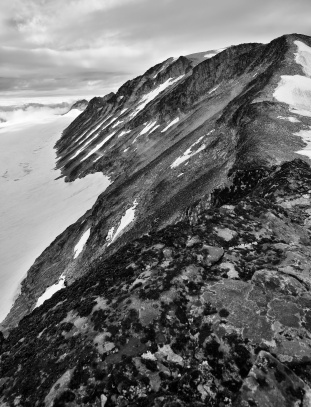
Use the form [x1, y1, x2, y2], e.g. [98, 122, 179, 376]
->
[236, 351, 311, 407]
[2, 159, 311, 406]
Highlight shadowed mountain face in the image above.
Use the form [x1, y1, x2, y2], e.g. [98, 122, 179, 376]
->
[2, 33, 311, 406]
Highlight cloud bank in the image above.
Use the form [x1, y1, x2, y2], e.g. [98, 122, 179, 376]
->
[0, 0, 311, 99]
[0, 102, 72, 124]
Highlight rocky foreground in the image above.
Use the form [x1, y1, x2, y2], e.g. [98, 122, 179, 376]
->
[2, 158, 311, 406]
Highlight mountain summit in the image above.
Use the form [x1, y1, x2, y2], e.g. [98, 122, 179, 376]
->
[1, 33, 311, 406]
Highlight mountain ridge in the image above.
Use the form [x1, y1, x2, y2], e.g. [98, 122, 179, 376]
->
[2, 33, 311, 333]
[1, 34, 311, 406]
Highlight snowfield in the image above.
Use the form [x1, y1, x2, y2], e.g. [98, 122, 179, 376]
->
[295, 41, 311, 76]
[273, 41, 311, 116]
[0, 110, 110, 322]
[273, 75, 311, 116]
[273, 41, 311, 158]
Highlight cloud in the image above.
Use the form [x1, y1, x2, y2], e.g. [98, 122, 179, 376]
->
[0, 102, 72, 124]
[0, 0, 311, 99]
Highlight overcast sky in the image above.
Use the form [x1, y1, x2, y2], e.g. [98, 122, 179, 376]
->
[0, 0, 311, 102]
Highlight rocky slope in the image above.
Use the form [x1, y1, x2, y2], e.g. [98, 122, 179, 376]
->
[2, 158, 311, 406]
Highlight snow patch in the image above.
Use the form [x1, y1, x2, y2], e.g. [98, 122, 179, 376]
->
[81, 131, 116, 161]
[107, 200, 138, 245]
[77, 114, 118, 148]
[70, 116, 114, 160]
[273, 75, 311, 116]
[273, 41, 311, 117]
[161, 117, 179, 133]
[204, 53, 217, 58]
[273, 41, 311, 159]
[133, 121, 158, 143]
[171, 142, 205, 168]
[149, 124, 160, 134]
[277, 116, 300, 123]
[295, 129, 311, 158]
[130, 75, 184, 118]
[73, 228, 90, 259]
[204, 48, 226, 58]
[208, 84, 220, 94]
[35, 275, 66, 308]
[93, 155, 103, 162]
[106, 227, 115, 242]
[295, 40, 311, 77]
[112, 120, 123, 128]
[140, 121, 158, 135]
[170, 132, 215, 169]
[118, 130, 131, 138]
[76, 115, 112, 145]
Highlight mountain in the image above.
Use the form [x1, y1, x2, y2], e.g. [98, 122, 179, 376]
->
[67, 99, 89, 113]
[1, 33, 311, 406]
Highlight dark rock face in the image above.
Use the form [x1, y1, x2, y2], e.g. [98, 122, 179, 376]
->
[2, 159, 311, 406]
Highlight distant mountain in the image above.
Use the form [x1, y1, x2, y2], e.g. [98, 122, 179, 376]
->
[2, 33, 311, 406]
[68, 99, 89, 112]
